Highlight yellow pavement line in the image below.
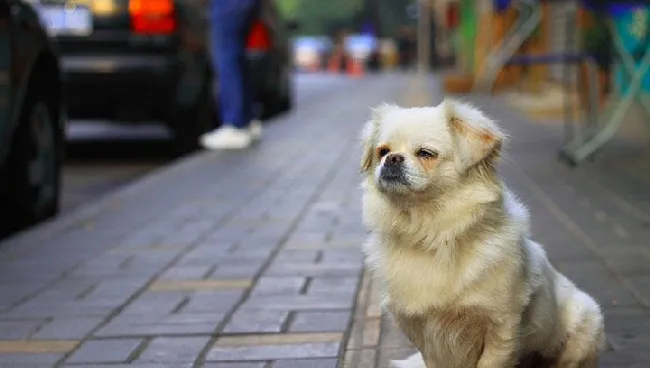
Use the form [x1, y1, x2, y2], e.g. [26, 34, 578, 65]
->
[148, 279, 252, 291]
[214, 332, 343, 347]
[0, 340, 79, 354]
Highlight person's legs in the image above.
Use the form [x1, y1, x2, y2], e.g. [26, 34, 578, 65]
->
[201, 0, 260, 149]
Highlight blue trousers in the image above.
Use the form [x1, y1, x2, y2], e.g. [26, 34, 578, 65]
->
[210, 0, 260, 129]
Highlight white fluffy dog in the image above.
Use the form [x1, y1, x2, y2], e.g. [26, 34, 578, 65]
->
[359, 100, 605, 368]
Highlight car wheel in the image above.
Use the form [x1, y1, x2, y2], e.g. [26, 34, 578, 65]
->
[261, 64, 292, 119]
[0, 95, 61, 234]
[170, 80, 218, 157]
[278, 67, 293, 113]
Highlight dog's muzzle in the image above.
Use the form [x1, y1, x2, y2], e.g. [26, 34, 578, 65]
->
[379, 154, 409, 185]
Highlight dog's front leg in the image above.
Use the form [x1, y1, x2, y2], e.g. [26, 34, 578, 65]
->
[476, 317, 520, 368]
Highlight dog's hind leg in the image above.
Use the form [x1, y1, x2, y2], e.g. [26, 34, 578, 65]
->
[554, 330, 603, 368]
[556, 292, 605, 368]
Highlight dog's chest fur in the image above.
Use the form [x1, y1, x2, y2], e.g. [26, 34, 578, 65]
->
[364, 234, 507, 315]
[391, 305, 489, 367]
[363, 229, 521, 366]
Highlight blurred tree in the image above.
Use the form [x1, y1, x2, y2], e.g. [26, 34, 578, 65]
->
[377, 0, 416, 38]
[276, 0, 301, 20]
[275, 0, 363, 35]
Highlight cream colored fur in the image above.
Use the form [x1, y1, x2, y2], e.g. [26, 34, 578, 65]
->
[360, 100, 605, 368]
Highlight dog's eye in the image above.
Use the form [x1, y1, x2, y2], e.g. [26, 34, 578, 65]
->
[378, 147, 390, 157]
[417, 149, 438, 158]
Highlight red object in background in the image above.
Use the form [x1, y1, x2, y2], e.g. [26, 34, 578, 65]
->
[247, 20, 272, 50]
[446, 3, 459, 29]
[129, 0, 177, 34]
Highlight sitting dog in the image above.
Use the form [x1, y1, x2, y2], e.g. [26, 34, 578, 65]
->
[359, 100, 605, 368]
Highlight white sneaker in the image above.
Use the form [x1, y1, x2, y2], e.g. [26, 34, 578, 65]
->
[200, 126, 252, 150]
[249, 120, 262, 141]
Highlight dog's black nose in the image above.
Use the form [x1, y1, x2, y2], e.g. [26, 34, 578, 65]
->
[385, 153, 404, 165]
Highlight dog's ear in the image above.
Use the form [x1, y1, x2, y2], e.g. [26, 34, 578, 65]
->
[360, 103, 392, 172]
[444, 98, 506, 171]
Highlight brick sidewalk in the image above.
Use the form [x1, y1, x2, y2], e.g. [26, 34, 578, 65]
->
[2, 74, 650, 368]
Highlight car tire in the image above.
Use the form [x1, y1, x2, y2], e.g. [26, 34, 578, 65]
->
[170, 81, 219, 157]
[261, 65, 292, 119]
[0, 93, 61, 234]
[278, 72, 293, 113]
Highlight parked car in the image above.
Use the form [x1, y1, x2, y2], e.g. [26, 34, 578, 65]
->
[32, 0, 295, 154]
[0, 0, 66, 236]
[248, 0, 297, 119]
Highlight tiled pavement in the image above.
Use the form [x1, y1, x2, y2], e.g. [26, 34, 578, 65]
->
[1, 73, 650, 367]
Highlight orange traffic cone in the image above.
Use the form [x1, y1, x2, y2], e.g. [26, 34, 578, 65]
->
[328, 54, 341, 73]
[347, 57, 364, 77]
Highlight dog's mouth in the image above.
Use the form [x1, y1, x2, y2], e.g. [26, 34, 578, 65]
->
[378, 166, 410, 188]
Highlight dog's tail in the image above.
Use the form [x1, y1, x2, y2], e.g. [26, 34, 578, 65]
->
[390, 353, 426, 368]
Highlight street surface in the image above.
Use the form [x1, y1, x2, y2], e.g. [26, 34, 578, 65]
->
[1, 73, 650, 367]
[61, 73, 351, 215]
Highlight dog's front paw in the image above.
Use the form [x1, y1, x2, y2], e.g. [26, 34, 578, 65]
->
[390, 360, 411, 368]
[390, 353, 426, 368]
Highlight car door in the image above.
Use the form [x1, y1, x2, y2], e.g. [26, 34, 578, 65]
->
[0, 0, 12, 157]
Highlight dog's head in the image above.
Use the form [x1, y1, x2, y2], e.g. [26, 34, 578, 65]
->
[360, 100, 506, 197]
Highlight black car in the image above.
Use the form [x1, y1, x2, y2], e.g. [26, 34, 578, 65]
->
[35, 0, 295, 154]
[247, 0, 295, 119]
[0, 0, 66, 236]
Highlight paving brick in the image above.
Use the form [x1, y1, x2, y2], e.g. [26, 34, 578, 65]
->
[625, 276, 650, 304]
[119, 292, 186, 315]
[3, 299, 118, 318]
[290, 311, 351, 332]
[207, 342, 340, 361]
[0, 352, 65, 365]
[82, 278, 149, 301]
[241, 295, 354, 311]
[215, 333, 342, 347]
[95, 313, 226, 337]
[0, 340, 78, 353]
[210, 263, 264, 279]
[159, 265, 213, 280]
[249, 277, 306, 297]
[136, 336, 210, 363]
[343, 349, 377, 368]
[180, 290, 245, 314]
[66, 339, 142, 364]
[0, 320, 42, 339]
[308, 277, 360, 297]
[202, 363, 266, 368]
[274, 250, 320, 263]
[62, 364, 194, 368]
[32, 316, 104, 340]
[226, 246, 276, 260]
[320, 249, 365, 265]
[272, 358, 338, 368]
[224, 310, 289, 333]
[148, 279, 252, 292]
[265, 263, 362, 277]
